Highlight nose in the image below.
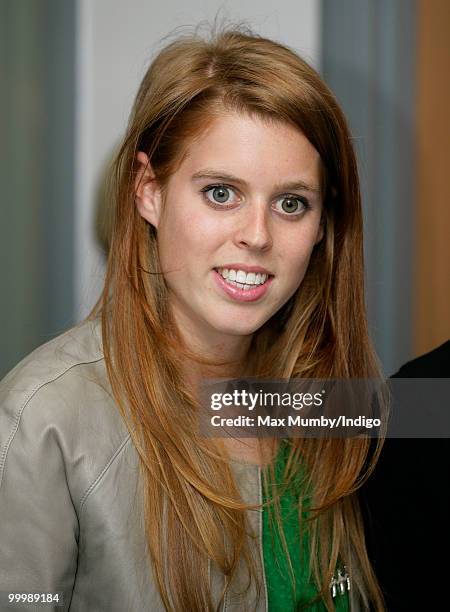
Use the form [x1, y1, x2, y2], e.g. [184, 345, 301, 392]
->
[233, 201, 273, 252]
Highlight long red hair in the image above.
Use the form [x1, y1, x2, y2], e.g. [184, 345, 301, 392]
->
[87, 27, 386, 611]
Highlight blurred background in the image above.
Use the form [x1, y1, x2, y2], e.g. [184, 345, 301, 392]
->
[1, 0, 449, 379]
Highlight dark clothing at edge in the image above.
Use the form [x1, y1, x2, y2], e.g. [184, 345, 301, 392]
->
[361, 340, 450, 611]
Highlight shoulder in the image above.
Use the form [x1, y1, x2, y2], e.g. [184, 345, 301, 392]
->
[2, 315, 105, 388]
[0, 316, 122, 430]
[0, 317, 131, 509]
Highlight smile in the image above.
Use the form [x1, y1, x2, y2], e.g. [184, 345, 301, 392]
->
[215, 267, 269, 289]
[212, 268, 274, 302]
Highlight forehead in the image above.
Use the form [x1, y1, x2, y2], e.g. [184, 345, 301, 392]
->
[177, 111, 321, 187]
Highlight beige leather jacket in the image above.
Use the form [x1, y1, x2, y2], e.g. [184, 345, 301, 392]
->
[0, 318, 267, 611]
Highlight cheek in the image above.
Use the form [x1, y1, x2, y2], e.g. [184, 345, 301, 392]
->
[158, 203, 223, 267]
[280, 232, 319, 284]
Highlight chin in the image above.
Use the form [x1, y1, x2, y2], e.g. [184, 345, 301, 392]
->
[208, 314, 270, 337]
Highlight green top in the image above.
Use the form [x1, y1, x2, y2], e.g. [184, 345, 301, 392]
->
[261, 440, 350, 611]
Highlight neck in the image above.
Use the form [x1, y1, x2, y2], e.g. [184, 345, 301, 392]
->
[169, 306, 253, 387]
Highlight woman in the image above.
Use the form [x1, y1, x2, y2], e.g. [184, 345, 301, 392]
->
[0, 27, 386, 611]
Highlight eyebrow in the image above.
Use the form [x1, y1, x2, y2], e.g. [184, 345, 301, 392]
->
[191, 169, 321, 194]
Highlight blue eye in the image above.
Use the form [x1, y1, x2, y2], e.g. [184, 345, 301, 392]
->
[274, 196, 310, 216]
[201, 185, 235, 205]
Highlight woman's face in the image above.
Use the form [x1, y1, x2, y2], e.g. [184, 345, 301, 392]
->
[135, 111, 323, 351]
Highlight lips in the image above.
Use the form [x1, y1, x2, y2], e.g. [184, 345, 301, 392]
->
[214, 267, 268, 289]
[212, 268, 273, 302]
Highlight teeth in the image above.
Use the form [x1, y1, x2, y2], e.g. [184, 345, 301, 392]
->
[217, 267, 269, 286]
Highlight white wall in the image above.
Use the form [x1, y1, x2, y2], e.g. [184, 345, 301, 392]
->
[75, 0, 321, 320]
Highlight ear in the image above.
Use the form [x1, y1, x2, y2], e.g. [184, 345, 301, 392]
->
[134, 151, 163, 228]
